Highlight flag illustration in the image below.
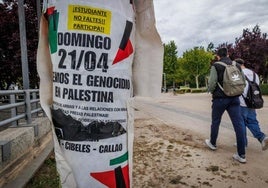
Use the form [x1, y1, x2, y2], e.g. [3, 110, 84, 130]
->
[113, 21, 133, 65]
[90, 165, 129, 188]
[90, 152, 129, 188]
[46, 6, 59, 54]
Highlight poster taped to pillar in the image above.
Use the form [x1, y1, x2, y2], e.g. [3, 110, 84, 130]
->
[38, 0, 163, 187]
[44, 0, 135, 187]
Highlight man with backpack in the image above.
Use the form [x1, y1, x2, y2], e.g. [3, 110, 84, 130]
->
[235, 58, 268, 151]
[206, 47, 246, 163]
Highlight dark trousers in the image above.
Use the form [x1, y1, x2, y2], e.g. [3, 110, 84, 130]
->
[210, 97, 246, 156]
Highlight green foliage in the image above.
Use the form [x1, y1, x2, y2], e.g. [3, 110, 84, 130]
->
[164, 45, 213, 89]
[233, 25, 268, 77]
[175, 86, 207, 94]
[25, 153, 60, 188]
[176, 87, 191, 94]
[179, 47, 214, 88]
[163, 41, 178, 74]
[260, 84, 268, 95]
[163, 41, 180, 87]
[177, 58, 191, 85]
[190, 88, 208, 93]
[218, 25, 268, 83]
[207, 42, 214, 52]
[0, 0, 39, 90]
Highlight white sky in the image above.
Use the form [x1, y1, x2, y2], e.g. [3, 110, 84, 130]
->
[153, 0, 268, 56]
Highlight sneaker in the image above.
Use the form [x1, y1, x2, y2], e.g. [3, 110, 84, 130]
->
[205, 139, 217, 150]
[261, 137, 268, 151]
[233, 153, 246, 163]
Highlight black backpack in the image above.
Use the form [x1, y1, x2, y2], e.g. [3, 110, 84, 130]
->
[243, 73, 264, 109]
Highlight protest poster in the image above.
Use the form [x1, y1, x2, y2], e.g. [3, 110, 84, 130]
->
[37, 0, 163, 187]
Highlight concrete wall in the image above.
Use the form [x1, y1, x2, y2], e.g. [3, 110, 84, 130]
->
[0, 117, 53, 188]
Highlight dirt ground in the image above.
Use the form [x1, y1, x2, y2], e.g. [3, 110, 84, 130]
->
[27, 115, 268, 188]
[27, 101, 268, 188]
[132, 113, 268, 188]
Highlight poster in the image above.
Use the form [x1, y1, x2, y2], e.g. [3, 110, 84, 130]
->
[37, 0, 163, 187]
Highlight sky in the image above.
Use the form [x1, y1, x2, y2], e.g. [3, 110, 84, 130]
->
[153, 0, 268, 56]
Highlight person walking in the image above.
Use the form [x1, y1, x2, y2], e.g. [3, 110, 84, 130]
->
[206, 47, 246, 163]
[235, 58, 268, 150]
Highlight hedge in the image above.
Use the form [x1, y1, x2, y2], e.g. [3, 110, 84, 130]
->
[260, 84, 268, 95]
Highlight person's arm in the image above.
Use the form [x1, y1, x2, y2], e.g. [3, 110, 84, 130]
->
[208, 66, 217, 93]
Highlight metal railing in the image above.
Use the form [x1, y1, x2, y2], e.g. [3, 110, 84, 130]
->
[0, 89, 43, 129]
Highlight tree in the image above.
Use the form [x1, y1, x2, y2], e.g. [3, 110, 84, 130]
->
[0, 0, 39, 90]
[206, 42, 215, 52]
[216, 25, 268, 83]
[176, 57, 192, 87]
[233, 25, 268, 82]
[180, 47, 213, 88]
[163, 41, 179, 88]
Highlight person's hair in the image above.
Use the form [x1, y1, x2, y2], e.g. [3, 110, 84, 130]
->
[234, 58, 244, 65]
[217, 48, 228, 58]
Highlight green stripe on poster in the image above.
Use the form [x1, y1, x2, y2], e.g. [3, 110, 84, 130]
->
[110, 152, 128, 166]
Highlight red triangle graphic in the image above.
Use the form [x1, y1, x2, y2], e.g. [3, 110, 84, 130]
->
[112, 40, 133, 65]
[47, 7, 55, 15]
[121, 165, 130, 188]
[90, 165, 129, 188]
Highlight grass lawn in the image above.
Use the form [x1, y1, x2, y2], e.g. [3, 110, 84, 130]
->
[25, 152, 60, 188]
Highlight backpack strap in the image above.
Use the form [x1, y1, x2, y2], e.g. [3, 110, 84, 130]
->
[244, 75, 249, 82]
[245, 72, 256, 82]
[252, 72, 256, 82]
[215, 61, 237, 66]
[214, 61, 227, 67]
[242, 72, 256, 99]
[214, 61, 226, 91]
[217, 81, 224, 91]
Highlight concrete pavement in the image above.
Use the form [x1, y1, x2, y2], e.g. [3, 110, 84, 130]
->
[134, 92, 268, 161]
[132, 93, 268, 187]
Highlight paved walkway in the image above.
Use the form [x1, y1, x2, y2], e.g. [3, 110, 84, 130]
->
[132, 93, 268, 187]
[134, 92, 268, 143]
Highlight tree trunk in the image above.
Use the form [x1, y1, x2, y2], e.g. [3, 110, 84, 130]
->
[195, 75, 199, 88]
